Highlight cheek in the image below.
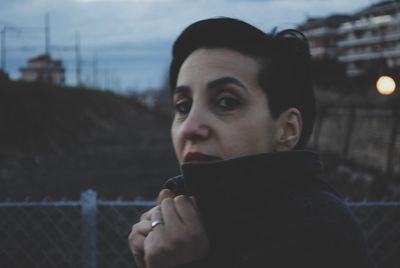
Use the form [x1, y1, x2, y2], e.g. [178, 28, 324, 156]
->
[171, 122, 182, 157]
[251, 123, 278, 152]
[227, 119, 277, 155]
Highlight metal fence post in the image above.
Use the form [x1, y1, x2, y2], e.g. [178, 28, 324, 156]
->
[343, 105, 356, 158]
[312, 107, 326, 150]
[81, 190, 97, 268]
[385, 108, 399, 176]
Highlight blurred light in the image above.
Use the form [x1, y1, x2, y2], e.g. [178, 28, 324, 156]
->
[376, 75, 396, 96]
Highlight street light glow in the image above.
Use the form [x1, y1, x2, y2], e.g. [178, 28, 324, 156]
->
[376, 75, 396, 95]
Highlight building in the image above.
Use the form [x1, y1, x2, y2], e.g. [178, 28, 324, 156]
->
[337, 0, 400, 76]
[20, 54, 65, 85]
[297, 15, 352, 60]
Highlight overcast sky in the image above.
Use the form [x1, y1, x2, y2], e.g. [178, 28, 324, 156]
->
[0, 0, 378, 94]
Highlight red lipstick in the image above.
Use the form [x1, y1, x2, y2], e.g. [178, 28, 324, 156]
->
[184, 152, 220, 163]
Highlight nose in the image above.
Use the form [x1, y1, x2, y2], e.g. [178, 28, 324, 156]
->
[179, 107, 211, 142]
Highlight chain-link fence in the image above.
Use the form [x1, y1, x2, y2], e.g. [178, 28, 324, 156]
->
[1, 190, 399, 268]
[347, 200, 400, 268]
[0, 190, 154, 268]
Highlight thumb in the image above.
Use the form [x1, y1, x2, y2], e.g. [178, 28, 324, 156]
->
[158, 188, 175, 204]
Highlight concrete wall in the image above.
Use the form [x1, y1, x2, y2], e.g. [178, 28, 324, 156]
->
[311, 106, 399, 175]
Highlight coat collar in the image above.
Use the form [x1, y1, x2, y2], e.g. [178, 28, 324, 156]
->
[163, 151, 339, 247]
[181, 150, 323, 196]
[163, 150, 337, 203]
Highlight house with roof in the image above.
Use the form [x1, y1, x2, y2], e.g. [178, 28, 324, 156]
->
[20, 53, 65, 85]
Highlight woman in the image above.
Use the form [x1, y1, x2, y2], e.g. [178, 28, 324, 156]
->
[128, 17, 373, 268]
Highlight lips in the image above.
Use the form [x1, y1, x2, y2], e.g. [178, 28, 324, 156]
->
[183, 152, 221, 163]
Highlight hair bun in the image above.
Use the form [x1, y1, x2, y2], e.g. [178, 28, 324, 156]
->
[272, 29, 311, 61]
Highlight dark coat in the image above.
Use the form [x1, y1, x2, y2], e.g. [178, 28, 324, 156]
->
[163, 151, 374, 268]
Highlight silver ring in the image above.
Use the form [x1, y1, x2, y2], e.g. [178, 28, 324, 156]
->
[151, 220, 164, 230]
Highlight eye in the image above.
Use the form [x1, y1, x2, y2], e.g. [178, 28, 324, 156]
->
[174, 99, 191, 115]
[216, 97, 241, 110]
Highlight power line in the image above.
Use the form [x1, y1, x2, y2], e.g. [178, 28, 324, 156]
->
[75, 32, 82, 85]
[92, 52, 98, 88]
[44, 13, 51, 82]
[1, 17, 120, 90]
[0, 19, 45, 73]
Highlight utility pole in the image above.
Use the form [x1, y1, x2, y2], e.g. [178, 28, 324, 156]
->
[45, 13, 51, 82]
[1, 23, 44, 74]
[92, 52, 98, 88]
[104, 64, 109, 89]
[75, 31, 82, 86]
[1, 26, 6, 71]
[385, 108, 399, 176]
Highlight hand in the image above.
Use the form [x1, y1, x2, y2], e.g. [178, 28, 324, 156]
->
[144, 195, 209, 268]
[129, 189, 175, 268]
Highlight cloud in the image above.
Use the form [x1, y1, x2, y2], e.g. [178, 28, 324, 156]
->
[1, 0, 374, 91]
[1, 0, 373, 45]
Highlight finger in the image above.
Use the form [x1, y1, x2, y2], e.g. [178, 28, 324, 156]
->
[150, 206, 162, 222]
[160, 197, 182, 228]
[128, 232, 146, 256]
[189, 196, 200, 211]
[140, 211, 150, 221]
[189, 196, 205, 225]
[133, 255, 146, 268]
[150, 206, 166, 232]
[140, 205, 159, 221]
[131, 220, 152, 236]
[128, 233, 146, 268]
[174, 195, 201, 226]
[158, 188, 175, 204]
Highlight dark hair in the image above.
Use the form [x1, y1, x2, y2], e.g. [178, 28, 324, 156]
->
[169, 17, 315, 150]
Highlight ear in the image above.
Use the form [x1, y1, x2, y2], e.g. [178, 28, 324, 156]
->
[275, 108, 302, 151]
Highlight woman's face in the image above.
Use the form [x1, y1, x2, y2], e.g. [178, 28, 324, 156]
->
[171, 48, 281, 165]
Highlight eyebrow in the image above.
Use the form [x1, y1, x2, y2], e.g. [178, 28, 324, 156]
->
[174, 85, 191, 96]
[207, 77, 248, 93]
[174, 76, 248, 95]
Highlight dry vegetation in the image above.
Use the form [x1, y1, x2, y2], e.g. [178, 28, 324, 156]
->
[0, 80, 179, 200]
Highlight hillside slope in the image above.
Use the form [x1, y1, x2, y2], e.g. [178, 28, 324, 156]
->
[0, 80, 179, 200]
